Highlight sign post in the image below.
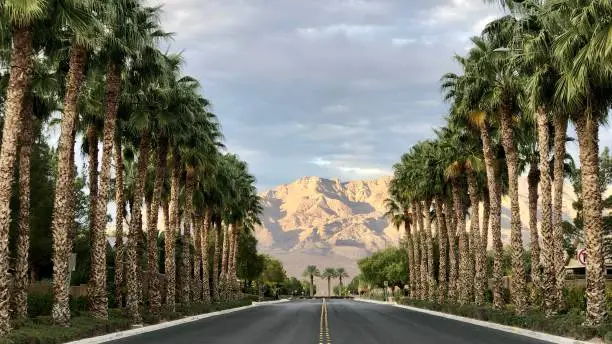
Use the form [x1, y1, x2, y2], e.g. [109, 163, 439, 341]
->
[384, 281, 388, 301]
[578, 249, 587, 266]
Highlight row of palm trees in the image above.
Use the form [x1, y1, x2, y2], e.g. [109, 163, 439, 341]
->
[386, 0, 611, 326]
[0, 0, 262, 334]
[303, 266, 349, 297]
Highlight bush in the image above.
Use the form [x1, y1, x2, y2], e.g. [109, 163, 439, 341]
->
[6, 299, 253, 344]
[563, 287, 586, 312]
[27, 293, 90, 318]
[27, 293, 54, 317]
[399, 298, 612, 340]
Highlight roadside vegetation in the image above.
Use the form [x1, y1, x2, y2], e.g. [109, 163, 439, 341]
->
[370, 0, 612, 340]
[0, 0, 271, 341]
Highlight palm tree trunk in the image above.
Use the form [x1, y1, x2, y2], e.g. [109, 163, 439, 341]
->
[114, 137, 125, 308]
[480, 189, 490, 297]
[500, 109, 527, 314]
[479, 122, 504, 309]
[219, 223, 229, 300]
[89, 63, 121, 320]
[0, 26, 34, 333]
[212, 218, 221, 302]
[527, 161, 541, 302]
[412, 202, 423, 300]
[435, 198, 448, 303]
[126, 133, 149, 324]
[147, 137, 167, 318]
[201, 210, 212, 303]
[193, 214, 202, 302]
[536, 108, 556, 315]
[181, 167, 195, 304]
[453, 181, 469, 305]
[445, 199, 457, 302]
[468, 172, 485, 305]
[163, 200, 175, 309]
[12, 101, 34, 321]
[404, 216, 416, 299]
[310, 275, 314, 297]
[229, 222, 239, 299]
[424, 199, 436, 302]
[416, 202, 428, 300]
[575, 114, 605, 326]
[552, 115, 568, 308]
[87, 124, 98, 235]
[166, 153, 181, 311]
[51, 45, 87, 327]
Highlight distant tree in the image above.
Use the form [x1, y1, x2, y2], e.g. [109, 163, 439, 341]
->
[321, 268, 338, 297]
[336, 267, 349, 289]
[302, 265, 320, 297]
[261, 255, 287, 284]
[357, 247, 408, 289]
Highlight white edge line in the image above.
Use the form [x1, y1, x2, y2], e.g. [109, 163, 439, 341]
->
[65, 299, 290, 344]
[353, 298, 589, 344]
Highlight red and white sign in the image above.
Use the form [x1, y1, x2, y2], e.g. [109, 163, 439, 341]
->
[577, 249, 587, 266]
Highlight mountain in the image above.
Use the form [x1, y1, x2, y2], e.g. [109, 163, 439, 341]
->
[255, 175, 581, 292]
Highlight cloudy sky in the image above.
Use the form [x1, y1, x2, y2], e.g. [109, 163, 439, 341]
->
[146, 0, 509, 190]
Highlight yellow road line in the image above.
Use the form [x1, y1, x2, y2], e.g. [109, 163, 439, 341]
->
[319, 299, 331, 344]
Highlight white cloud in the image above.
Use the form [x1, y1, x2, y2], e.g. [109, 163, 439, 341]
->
[296, 24, 389, 40]
[310, 157, 332, 166]
[472, 15, 497, 35]
[391, 38, 417, 47]
[337, 166, 391, 177]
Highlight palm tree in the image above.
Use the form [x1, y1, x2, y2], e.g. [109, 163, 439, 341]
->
[384, 195, 417, 299]
[10, 58, 59, 321]
[321, 268, 337, 297]
[87, 1, 168, 320]
[336, 268, 349, 295]
[0, 0, 48, 332]
[303, 265, 320, 297]
[552, 0, 612, 325]
[48, 0, 104, 327]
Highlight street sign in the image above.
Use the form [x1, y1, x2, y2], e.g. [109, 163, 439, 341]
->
[578, 249, 587, 266]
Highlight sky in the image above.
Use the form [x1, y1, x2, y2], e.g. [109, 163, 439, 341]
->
[141, 0, 609, 191]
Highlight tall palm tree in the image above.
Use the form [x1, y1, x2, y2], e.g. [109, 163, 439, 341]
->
[321, 268, 337, 297]
[87, 1, 168, 320]
[303, 265, 320, 297]
[11, 58, 59, 321]
[0, 0, 47, 332]
[552, 0, 612, 325]
[48, 0, 104, 327]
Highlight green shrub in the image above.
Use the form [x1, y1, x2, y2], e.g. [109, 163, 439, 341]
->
[399, 298, 609, 340]
[7, 299, 253, 344]
[563, 287, 586, 311]
[27, 293, 54, 317]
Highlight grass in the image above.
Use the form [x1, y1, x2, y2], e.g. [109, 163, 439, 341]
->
[2, 299, 252, 344]
[398, 298, 612, 342]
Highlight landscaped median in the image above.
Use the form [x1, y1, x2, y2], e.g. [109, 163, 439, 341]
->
[355, 297, 611, 344]
[1, 298, 288, 344]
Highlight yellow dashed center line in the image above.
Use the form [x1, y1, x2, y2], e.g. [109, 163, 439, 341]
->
[319, 299, 331, 344]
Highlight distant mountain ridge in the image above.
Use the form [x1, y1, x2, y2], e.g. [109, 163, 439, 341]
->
[255, 175, 579, 289]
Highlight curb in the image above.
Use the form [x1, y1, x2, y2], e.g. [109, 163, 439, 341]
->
[65, 299, 291, 344]
[353, 298, 589, 344]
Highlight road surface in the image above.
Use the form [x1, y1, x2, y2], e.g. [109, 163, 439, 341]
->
[107, 299, 551, 344]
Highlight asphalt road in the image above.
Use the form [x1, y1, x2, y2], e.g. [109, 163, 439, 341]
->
[107, 299, 551, 344]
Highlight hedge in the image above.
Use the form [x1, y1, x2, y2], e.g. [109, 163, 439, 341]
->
[3, 298, 252, 344]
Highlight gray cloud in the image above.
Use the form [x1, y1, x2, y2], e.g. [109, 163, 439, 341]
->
[148, 0, 505, 190]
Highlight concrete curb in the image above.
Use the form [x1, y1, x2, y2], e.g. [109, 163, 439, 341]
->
[65, 299, 291, 344]
[353, 298, 589, 344]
